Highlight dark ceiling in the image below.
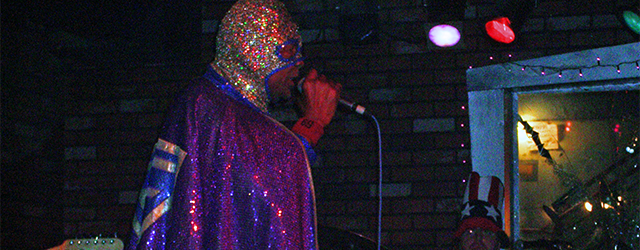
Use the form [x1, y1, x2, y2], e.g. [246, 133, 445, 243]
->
[3, 0, 202, 66]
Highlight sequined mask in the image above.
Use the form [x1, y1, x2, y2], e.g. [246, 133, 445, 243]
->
[211, 0, 303, 113]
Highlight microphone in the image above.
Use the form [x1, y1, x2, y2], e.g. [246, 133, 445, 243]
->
[296, 76, 368, 116]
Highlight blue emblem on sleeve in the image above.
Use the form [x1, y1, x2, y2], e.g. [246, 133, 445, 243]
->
[131, 139, 187, 245]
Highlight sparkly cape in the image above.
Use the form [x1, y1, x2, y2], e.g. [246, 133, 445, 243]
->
[127, 72, 318, 249]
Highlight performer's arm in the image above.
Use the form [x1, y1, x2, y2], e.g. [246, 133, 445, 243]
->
[292, 117, 324, 146]
[291, 117, 323, 164]
[293, 68, 340, 164]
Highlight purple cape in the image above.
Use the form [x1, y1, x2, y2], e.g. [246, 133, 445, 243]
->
[127, 70, 318, 249]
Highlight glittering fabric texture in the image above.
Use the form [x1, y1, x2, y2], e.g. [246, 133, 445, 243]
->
[131, 139, 187, 242]
[211, 0, 303, 113]
[127, 72, 318, 249]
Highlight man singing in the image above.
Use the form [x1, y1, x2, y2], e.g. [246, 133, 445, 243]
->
[127, 0, 341, 249]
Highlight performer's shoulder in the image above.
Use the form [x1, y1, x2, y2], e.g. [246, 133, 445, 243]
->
[184, 76, 220, 93]
[176, 77, 227, 102]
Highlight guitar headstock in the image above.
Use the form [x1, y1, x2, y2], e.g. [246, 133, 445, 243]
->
[49, 237, 124, 250]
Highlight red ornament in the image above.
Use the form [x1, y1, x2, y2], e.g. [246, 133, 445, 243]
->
[485, 17, 515, 44]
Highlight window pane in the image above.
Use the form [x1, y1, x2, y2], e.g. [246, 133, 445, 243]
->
[517, 90, 639, 248]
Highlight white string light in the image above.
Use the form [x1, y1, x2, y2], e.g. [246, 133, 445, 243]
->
[500, 55, 640, 78]
[467, 55, 640, 77]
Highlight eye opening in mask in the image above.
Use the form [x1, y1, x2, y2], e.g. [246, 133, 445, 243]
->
[276, 39, 301, 62]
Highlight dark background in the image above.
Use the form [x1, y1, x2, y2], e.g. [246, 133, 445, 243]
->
[2, 0, 638, 249]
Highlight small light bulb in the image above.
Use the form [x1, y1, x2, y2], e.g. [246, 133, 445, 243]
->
[585, 201, 593, 212]
[627, 147, 635, 154]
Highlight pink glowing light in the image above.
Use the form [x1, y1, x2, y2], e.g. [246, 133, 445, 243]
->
[428, 24, 460, 47]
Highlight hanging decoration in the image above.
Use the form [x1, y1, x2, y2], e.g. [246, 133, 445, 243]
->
[468, 54, 640, 79]
[428, 24, 461, 47]
[517, 115, 582, 188]
[517, 115, 639, 249]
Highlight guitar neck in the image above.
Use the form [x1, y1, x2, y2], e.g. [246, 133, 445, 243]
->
[49, 237, 124, 250]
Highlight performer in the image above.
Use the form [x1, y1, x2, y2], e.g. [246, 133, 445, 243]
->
[454, 172, 510, 250]
[127, 0, 340, 249]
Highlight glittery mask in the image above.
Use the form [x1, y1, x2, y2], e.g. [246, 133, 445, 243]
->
[212, 0, 303, 112]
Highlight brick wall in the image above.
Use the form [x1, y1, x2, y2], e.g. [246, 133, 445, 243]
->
[2, 70, 65, 249]
[59, 64, 201, 238]
[3, 0, 637, 249]
[2, 8, 67, 248]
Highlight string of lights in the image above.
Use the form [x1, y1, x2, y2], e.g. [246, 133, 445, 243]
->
[470, 54, 640, 78]
[510, 58, 640, 78]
